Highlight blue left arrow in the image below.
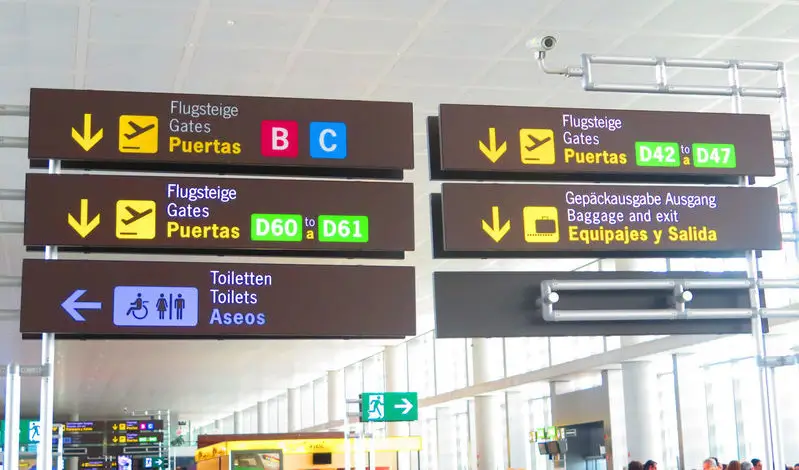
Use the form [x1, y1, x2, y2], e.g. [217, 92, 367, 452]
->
[61, 289, 102, 322]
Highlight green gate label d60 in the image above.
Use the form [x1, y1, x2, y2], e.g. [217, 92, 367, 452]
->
[318, 215, 369, 243]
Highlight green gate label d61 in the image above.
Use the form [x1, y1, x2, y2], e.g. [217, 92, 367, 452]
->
[318, 215, 369, 243]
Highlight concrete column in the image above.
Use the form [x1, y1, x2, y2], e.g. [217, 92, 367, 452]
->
[257, 401, 268, 433]
[612, 259, 662, 461]
[233, 411, 244, 434]
[384, 344, 409, 436]
[505, 392, 527, 468]
[213, 419, 222, 434]
[621, 352, 661, 462]
[472, 338, 504, 470]
[288, 388, 302, 432]
[327, 370, 345, 423]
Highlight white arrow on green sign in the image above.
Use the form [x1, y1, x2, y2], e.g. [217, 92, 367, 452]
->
[360, 392, 418, 422]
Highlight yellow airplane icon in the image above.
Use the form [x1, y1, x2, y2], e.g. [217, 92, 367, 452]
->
[519, 129, 555, 165]
[119, 115, 159, 153]
[116, 200, 156, 240]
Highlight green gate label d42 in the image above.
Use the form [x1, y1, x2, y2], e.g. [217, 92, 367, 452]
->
[634, 142, 680, 167]
[692, 143, 737, 169]
[318, 215, 369, 243]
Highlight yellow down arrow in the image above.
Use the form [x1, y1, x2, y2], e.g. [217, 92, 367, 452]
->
[478, 127, 507, 163]
[481, 206, 510, 243]
[67, 198, 100, 238]
[71, 113, 104, 151]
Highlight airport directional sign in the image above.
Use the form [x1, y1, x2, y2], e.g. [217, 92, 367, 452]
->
[434, 182, 781, 257]
[432, 104, 775, 180]
[20, 259, 416, 339]
[28, 88, 414, 177]
[24, 174, 414, 257]
[360, 392, 418, 422]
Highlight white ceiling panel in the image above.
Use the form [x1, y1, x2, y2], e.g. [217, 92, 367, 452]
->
[87, 43, 185, 74]
[89, 5, 195, 45]
[738, 3, 799, 39]
[0, 1, 79, 39]
[207, 0, 318, 14]
[286, 51, 394, 84]
[407, 22, 522, 58]
[186, 46, 289, 79]
[0, 38, 77, 70]
[84, 69, 176, 93]
[304, 17, 417, 53]
[199, 12, 307, 49]
[324, 0, 437, 20]
[433, 0, 559, 25]
[640, 0, 773, 36]
[1, 0, 798, 423]
[703, 38, 799, 65]
[611, 34, 720, 58]
[0, 68, 74, 103]
[385, 56, 489, 87]
[478, 59, 571, 90]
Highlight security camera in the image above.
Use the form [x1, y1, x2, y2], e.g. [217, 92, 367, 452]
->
[526, 36, 557, 52]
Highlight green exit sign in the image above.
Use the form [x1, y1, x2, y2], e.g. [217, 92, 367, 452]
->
[143, 457, 166, 469]
[360, 392, 418, 422]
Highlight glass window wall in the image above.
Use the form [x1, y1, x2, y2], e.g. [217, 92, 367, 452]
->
[434, 338, 467, 393]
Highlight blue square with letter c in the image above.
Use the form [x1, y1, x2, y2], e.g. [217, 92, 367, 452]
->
[310, 121, 347, 159]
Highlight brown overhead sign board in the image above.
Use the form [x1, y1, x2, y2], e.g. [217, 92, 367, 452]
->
[27, 88, 414, 174]
[436, 182, 781, 256]
[433, 104, 775, 179]
[20, 259, 416, 339]
[24, 174, 414, 256]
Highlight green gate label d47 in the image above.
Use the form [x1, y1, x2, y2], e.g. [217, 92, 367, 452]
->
[318, 215, 369, 243]
[250, 213, 303, 242]
[692, 143, 737, 169]
[634, 142, 680, 167]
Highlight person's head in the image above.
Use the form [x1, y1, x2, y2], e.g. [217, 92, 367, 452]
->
[752, 459, 762, 470]
[704, 459, 719, 470]
[742, 461, 753, 470]
[629, 461, 644, 470]
[644, 460, 658, 470]
[728, 460, 742, 470]
[793, 463, 799, 470]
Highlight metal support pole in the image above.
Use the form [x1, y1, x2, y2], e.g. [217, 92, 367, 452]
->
[4, 363, 21, 470]
[543, 278, 799, 291]
[0, 221, 24, 233]
[0, 276, 20, 287]
[0, 136, 29, 148]
[0, 104, 30, 117]
[344, 399, 352, 470]
[731, 62, 778, 470]
[776, 65, 799, 257]
[38, 158, 60, 470]
[766, 366, 784, 469]
[0, 189, 24, 201]
[368, 421, 375, 470]
[672, 355, 686, 470]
